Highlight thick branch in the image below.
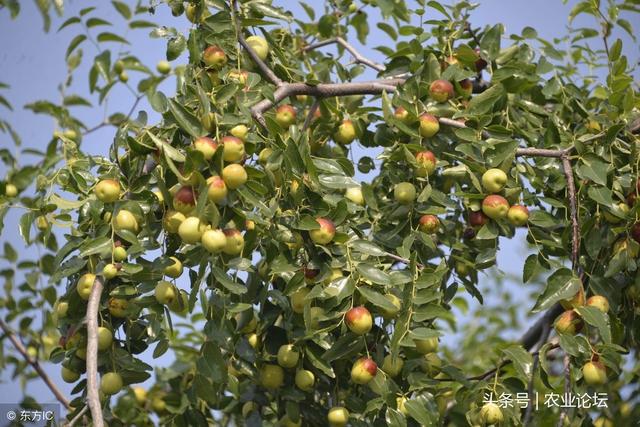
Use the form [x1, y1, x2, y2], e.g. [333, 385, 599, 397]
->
[304, 37, 385, 72]
[86, 276, 105, 427]
[561, 155, 580, 270]
[0, 319, 71, 409]
[250, 79, 404, 126]
[520, 304, 563, 350]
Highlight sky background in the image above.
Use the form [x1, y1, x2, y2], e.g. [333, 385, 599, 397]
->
[0, 0, 637, 417]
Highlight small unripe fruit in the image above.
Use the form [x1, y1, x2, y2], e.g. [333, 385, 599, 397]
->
[95, 179, 121, 203]
[132, 387, 147, 405]
[247, 333, 260, 349]
[334, 119, 356, 145]
[77, 273, 96, 300]
[560, 288, 585, 310]
[429, 79, 454, 102]
[4, 183, 17, 197]
[380, 294, 401, 319]
[227, 69, 248, 85]
[419, 113, 440, 138]
[155, 280, 177, 305]
[178, 217, 206, 244]
[119, 71, 129, 82]
[482, 195, 510, 220]
[173, 185, 197, 215]
[163, 210, 185, 233]
[554, 310, 584, 335]
[415, 150, 437, 176]
[415, 337, 439, 354]
[586, 295, 609, 313]
[381, 355, 404, 377]
[260, 364, 284, 389]
[156, 60, 171, 74]
[327, 407, 350, 427]
[222, 229, 244, 256]
[294, 369, 315, 391]
[222, 164, 248, 189]
[201, 229, 227, 253]
[351, 357, 377, 384]
[61, 366, 80, 383]
[36, 215, 49, 231]
[309, 217, 336, 245]
[290, 287, 310, 314]
[97, 326, 113, 351]
[277, 344, 299, 368]
[258, 147, 273, 165]
[193, 137, 218, 160]
[394, 182, 416, 204]
[394, 107, 410, 123]
[206, 176, 228, 203]
[230, 124, 249, 140]
[203, 45, 227, 69]
[507, 205, 529, 226]
[345, 186, 365, 205]
[582, 361, 607, 386]
[103, 263, 118, 280]
[421, 353, 442, 375]
[222, 135, 245, 162]
[309, 307, 324, 329]
[108, 298, 128, 318]
[56, 300, 69, 318]
[114, 59, 125, 73]
[345, 306, 373, 335]
[113, 246, 127, 262]
[100, 372, 123, 395]
[164, 257, 183, 278]
[114, 210, 139, 233]
[419, 215, 440, 233]
[246, 35, 269, 60]
[481, 168, 507, 193]
[480, 403, 504, 425]
[275, 104, 297, 128]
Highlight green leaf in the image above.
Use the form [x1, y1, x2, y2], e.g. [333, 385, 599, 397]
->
[97, 32, 130, 44]
[350, 240, 386, 256]
[111, 1, 132, 19]
[145, 130, 185, 162]
[86, 17, 111, 27]
[212, 266, 247, 295]
[404, 394, 438, 425]
[167, 34, 186, 61]
[532, 268, 581, 313]
[322, 334, 363, 362]
[357, 286, 398, 311]
[501, 345, 533, 381]
[197, 341, 227, 383]
[66, 34, 87, 58]
[304, 345, 335, 378]
[466, 84, 505, 116]
[167, 99, 205, 138]
[587, 186, 614, 208]
[575, 306, 611, 344]
[78, 236, 112, 257]
[58, 16, 81, 32]
[356, 263, 391, 285]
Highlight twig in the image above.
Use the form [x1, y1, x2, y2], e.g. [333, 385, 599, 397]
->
[86, 276, 105, 427]
[65, 405, 88, 427]
[0, 319, 71, 409]
[304, 37, 386, 73]
[238, 36, 283, 87]
[302, 99, 321, 131]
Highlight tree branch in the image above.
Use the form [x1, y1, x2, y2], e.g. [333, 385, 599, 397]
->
[304, 37, 386, 73]
[524, 323, 551, 426]
[561, 154, 580, 270]
[86, 276, 105, 427]
[557, 353, 572, 427]
[250, 79, 404, 126]
[65, 405, 88, 427]
[238, 35, 283, 87]
[0, 319, 71, 409]
[302, 99, 321, 131]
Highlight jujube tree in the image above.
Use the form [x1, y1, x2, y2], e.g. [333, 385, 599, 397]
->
[0, 0, 639, 426]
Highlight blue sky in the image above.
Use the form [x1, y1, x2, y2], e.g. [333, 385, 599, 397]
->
[0, 0, 637, 413]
